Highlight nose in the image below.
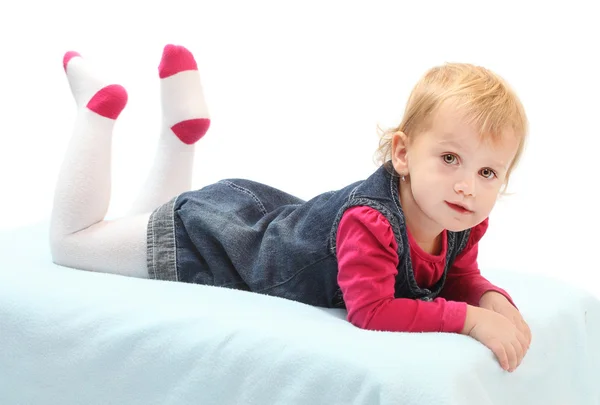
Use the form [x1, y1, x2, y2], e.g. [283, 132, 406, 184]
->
[454, 174, 476, 197]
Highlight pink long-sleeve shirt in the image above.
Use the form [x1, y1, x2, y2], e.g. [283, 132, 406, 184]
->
[336, 206, 513, 333]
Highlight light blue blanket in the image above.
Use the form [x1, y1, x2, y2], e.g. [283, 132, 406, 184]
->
[1, 223, 599, 405]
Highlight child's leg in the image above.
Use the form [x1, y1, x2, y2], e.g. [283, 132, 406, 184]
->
[128, 44, 210, 215]
[49, 52, 149, 278]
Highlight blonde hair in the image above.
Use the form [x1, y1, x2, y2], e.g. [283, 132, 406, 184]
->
[376, 62, 528, 192]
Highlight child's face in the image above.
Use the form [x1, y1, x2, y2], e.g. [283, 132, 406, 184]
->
[397, 105, 520, 233]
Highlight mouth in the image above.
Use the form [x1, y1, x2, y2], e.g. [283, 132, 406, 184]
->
[445, 201, 474, 215]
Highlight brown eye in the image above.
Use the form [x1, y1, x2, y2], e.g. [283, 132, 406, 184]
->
[480, 168, 496, 179]
[443, 154, 457, 164]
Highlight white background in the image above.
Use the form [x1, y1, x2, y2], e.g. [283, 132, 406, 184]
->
[1, 1, 598, 292]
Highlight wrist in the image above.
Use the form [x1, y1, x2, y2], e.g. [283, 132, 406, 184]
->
[461, 305, 483, 335]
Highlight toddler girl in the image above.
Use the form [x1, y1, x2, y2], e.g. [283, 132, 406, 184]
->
[50, 44, 531, 373]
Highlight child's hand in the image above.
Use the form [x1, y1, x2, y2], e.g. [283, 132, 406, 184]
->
[462, 305, 529, 372]
[480, 291, 532, 348]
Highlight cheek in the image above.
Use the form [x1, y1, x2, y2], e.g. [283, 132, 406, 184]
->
[477, 187, 501, 210]
[409, 176, 440, 207]
[411, 165, 448, 196]
[413, 159, 447, 182]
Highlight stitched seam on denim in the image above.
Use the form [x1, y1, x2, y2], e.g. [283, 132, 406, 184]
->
[154, 202, 166, 279]
[327, 185, 360, 254]
[255, 253, 334, 294]
[444, 228, 471, 269]
[150, 206, 159, 279]
[171, 195, 180, 282]
[342, 168, 406, 260]
[348, 186, 359, 200]
[385, 170, 426, 297]
[147, 196, 179, 282]
[328, 198, 401, 257]
[220, 180, 268, 217]
[146, 209, 156, 279]
[328, 170, 430, 298]
[388, 170, 404, 225]
[150, 211, 156, 278]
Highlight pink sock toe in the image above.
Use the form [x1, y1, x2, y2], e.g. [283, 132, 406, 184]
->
[171, 118, 210, 144]
[158, 44, 198, 79]
[63, 51, 81, 72]
[86, 84, 128, 119]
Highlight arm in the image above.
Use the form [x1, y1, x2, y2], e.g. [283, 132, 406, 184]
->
[336, 206, 467, 333]
[438, 218, 516, 307]
[442, 218, 532, 347]
[337, 207, 530, 370]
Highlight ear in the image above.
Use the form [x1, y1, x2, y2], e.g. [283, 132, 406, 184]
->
[391, 131, 409, 175]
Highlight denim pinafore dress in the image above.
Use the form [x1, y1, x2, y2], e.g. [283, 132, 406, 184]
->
[146, 162, 471, 308]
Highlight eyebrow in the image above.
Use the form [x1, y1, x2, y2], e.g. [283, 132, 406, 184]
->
[437, 139, 463, 149]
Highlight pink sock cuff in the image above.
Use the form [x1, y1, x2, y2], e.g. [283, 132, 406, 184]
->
[158, 44, 198, 79]
[171, 118, 210, 144]
[63, 51, 81, 72]
[86, 84, 128, 120]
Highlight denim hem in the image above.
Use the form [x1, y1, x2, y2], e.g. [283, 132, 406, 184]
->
[146, 196, 179, 282]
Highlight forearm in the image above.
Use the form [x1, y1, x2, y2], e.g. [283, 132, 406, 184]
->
[347, 296, 468, 334]
[442, 274, 515, 307]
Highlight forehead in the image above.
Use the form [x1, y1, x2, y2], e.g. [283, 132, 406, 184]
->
[425, 105, 520, 166]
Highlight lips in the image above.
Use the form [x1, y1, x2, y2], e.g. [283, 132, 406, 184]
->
[445, 201, 473, 214]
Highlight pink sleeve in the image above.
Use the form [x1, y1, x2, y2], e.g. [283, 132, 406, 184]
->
[336, 206, 467, 333]
[439, 218, 516, 307]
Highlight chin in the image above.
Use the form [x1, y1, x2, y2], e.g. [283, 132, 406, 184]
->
[440, 218, 476, 233]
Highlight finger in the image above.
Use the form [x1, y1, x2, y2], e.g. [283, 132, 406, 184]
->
[523, 320, 532, 346]
[512, 316, 526, 338]
[513, 312, 531, 339]
[511, 339, 524, 369]
[512, 315, 528, 336]
[516, 329, 529, 355]
[505, 343, 518, 372]
[489, 341, 509, 371]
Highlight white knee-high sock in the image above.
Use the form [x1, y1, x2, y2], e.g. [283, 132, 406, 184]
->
[50, 52, 127, 241]
[50, 52, 149, 278]
[129, 44, 210, 215]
